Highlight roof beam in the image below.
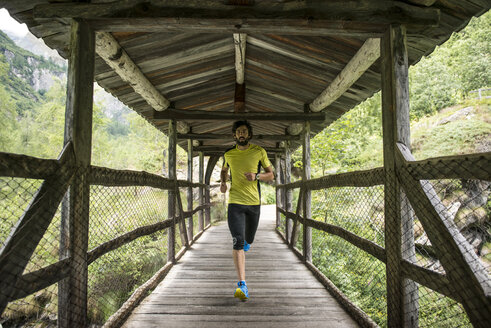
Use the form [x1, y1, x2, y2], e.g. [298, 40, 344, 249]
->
[33, 2, 440, 36]
[177, 133, 300, 141]
[152, 109, 325, 122]
[194, 146, 285, 154]
[234, 33, 247, 113]
[234, 33, 246, 85]
[95, 32, 170, 111]
[309, 38, 380, 112]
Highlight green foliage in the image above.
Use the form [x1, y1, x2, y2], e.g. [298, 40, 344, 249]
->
[411, 104, 491, 159]
[261, 183, 276, 205]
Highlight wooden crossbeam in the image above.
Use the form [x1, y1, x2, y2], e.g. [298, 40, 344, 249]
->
[177, 133, 300, 141]
[153, 109, 325, 121]
[33, 1, 440, 35]
[0, 152, 61, 179]
[309, 38, 380, 112]
[0, 142, 75, 313]
[95, 32, 170, 111]
[397, 143, 491, 326]
[193, 145, 284, 154]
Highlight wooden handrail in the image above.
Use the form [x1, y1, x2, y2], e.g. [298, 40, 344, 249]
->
[277, 167, 385, 190]
[89, 166, 207, 188]
[7, 202, 213, 304]
[0, 151, 67, 179]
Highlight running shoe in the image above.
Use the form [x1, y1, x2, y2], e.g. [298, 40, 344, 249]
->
[234, 281, 249, 300]
[243, 241, 251, 252]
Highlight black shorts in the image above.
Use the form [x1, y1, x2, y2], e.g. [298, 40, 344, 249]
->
[227, 204, 261, 250]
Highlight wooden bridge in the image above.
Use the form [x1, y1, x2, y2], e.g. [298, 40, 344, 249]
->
[122, 205, 359, 328]
[1, 1, 491, 328]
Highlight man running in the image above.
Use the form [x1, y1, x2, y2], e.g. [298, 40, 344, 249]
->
[220, 120, 274, 300]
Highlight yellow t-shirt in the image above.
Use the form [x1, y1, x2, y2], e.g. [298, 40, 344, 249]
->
[223, 144, 272, 205]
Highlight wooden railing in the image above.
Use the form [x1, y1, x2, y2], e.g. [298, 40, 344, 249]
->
[0, 144, 217, 327]
[276, 150, 491, 328]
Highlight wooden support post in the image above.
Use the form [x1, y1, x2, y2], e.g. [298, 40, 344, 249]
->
[175, 185, 189, 248]
[275, 154, 282, 228]
[204, 156, 219, 227]
[284, 143, 292, 243]
[168, 120, 176, 263]
[58, 19, 95, 328]
[381, 24, 417, 327]
[205, 187, 211, 226]
[198, 152, 204, 232]
[302, 122, 312, 263]
[187, 139, 193, 241]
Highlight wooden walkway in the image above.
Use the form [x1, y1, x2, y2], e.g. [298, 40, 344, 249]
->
[123, 205, 359, 328]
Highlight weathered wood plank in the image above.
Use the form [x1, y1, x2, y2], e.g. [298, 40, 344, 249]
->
[175, 185, 190, 248]
[278, 167, 385, 190]
[302, 121, 312, 262]
[33, 1, 440, 31]
[198, 152, 205, 232]
[234, 33, 246, 84]
[95, 32, 170, 111]
[168, 120, 177, 263]
[284, 144, 293, 243]
[177, 133, 300, 141]
[152, 108, 325, 121]
[57, 19, 96, 328]
[380, 24, 410, 328]
[403, 151, 491, 180]
[122, 206, 360, 328]
[310, 38, 380, 112]
[89, 166, 205, 188]
[0, 152, 62, 179]
[187, 140, 194, 241]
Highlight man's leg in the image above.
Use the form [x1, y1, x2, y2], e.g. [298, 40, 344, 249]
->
[227, 204, 246, 281]
[233, 249, 245, 281]
[244, 205, 261, 246]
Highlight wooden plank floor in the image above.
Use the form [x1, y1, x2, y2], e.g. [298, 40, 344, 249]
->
[122, 205, 359, 328]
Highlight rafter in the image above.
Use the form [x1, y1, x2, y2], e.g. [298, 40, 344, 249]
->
[95, 32, 170, 111]
[177, 133, 300, 141]
[152, 109, 325, 121]
[234, 33, 247, 85]
[309, 38, 380, 112]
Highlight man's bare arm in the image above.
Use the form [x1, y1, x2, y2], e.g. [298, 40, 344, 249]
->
[220, 167, 229, 193]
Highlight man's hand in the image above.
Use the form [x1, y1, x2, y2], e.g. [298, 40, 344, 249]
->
[244, 172, 257, 181]
[220, 181, 227, 193]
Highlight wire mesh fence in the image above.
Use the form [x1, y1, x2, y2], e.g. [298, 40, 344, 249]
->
[87, 184, 169, 325]
[276, 154, 490, 327]
[399, 171, 490, 327]
[0, 161, 219, 327]
[1, 176, 62, 327]
[310, 184, 387, 326]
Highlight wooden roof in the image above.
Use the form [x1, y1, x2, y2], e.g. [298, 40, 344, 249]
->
[3, 0, 490, 156]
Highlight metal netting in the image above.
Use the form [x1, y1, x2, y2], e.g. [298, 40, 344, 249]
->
[399, 173, 490, 327]
[310, 183, 387, 326]
[1, 176, 62, 327]
[312, 185, 385, 246]
[87, 230, 168, 325]
[312, 228, 388, 326]
[87, 184, 169, 325]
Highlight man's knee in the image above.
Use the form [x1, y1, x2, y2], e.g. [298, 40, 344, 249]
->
[232, 236, 244, 250]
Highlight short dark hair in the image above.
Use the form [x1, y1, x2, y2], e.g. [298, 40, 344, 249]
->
[232, 120, 253, 137]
